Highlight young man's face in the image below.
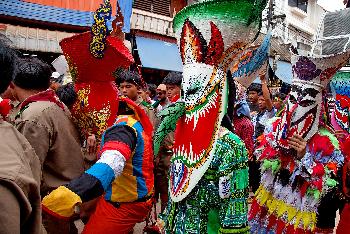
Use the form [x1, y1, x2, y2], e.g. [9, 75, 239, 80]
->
[258, 95, 267, 111]
[166, 84, 181, 99]
[138, 88, 149, 102]
[119, 81, 138, 101]
[157, 89, 167, 101]
[248, 90, 259, 104]
[273, 99, 283, 110]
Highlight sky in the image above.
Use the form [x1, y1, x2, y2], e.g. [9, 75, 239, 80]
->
[318, 0, 346, 11]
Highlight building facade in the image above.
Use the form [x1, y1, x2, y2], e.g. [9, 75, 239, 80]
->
[0, 0, 186, 81]
[262, 0, 326, 54]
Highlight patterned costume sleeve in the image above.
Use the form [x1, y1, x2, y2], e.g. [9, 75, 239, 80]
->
[42, 124, 137, 219]
[217, 131, 250, 233]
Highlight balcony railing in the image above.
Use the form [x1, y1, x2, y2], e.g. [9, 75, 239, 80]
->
[131, 9, 175, 37]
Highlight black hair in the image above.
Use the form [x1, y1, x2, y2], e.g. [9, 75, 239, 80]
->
[163, 72, 182, 86]
[147, 83, 157, 98]
[0, 36, 17, 94]
[56, 83, 77, 109]
[220, 71, 235, 133]
[115, 69, 142, 87]
[14, 57, 51, 91]
[247, 83, 262, 93]
[273, 93, 287, 101]
[280, 82, 291, 95]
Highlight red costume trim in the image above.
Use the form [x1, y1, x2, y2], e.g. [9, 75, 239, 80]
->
[20, 89, 65, 111]
[100, 141, 132, 161]
[119, 97, 153, 137]
[41, 205, 72, 221]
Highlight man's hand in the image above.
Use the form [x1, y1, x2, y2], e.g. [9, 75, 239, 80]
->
[87, 134, 98, 155]
[259, 64, 268, 83]
[287, 133, 307, 159]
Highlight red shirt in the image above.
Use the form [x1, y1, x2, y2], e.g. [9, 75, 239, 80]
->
[233, 116, 254, 160]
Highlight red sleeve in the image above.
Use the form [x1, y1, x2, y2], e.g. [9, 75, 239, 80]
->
[0, 99, 11, 119]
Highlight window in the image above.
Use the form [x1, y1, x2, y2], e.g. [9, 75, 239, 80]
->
[134, 0, 171, 17]
[288, 0, 308, 12]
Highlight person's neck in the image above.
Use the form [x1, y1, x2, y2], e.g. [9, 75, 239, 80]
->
[17, 89, 42, 102]
[160, 98, 168, 106]
[258, 108, 267, 114]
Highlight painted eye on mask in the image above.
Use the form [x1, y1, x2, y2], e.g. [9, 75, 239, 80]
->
[186, 86, 200, 96]
[289, 94, 297, 104]
[299, 99, 315, 107]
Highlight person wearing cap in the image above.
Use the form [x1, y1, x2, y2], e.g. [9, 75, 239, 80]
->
[50, 71, 62, 91]
[153, 74, 181, 211]
[154, 84, 170, 113]
[0, 36, 45, 234]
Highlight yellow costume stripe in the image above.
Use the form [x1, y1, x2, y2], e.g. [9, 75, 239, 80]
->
[42, 186, 82, 218]
[255, 186, 316, 231]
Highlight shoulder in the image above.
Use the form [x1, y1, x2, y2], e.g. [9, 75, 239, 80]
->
[0, 121, 40, 184]
[140, 100, 153, 109]
[19, 101, 69, 122]
[218, 127, 246, 148]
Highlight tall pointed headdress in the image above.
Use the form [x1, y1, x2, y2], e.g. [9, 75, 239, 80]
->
[164, 0, 268, 202]
[60, 0, 134, 140]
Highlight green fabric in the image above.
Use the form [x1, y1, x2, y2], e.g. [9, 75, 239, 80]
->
[262, 160, 281, 174]
[207, 209, 220, 234]
[159, 128, 249, 233]
[153, 102, 185, 155]
[319, 127, 339, 149]
[218, 226, 250, 234]
[173, 0, 267, 32]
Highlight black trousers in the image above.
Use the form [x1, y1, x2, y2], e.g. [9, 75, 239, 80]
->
[248, 160, 261, 193]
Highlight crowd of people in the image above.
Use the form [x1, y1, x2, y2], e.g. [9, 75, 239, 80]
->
[1, 0, 350, 234]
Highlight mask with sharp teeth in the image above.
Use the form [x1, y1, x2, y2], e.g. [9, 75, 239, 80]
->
[330, 71, 350, 135]
[169, 0, 269, 202]
[276, 51, 350, 148]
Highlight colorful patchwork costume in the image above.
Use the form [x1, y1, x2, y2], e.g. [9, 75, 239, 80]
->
[332, 71, 350, 233]
[249, 34, 350, 234]
[153, 0, 271, 233]
[42, 1, 155, 233]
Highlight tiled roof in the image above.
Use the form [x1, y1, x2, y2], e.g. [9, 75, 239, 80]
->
[0, 0, 93, 27]
[23, 0, 109, 12]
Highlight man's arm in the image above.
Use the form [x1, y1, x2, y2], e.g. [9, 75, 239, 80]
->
[42, 124, 137, 219]
[259, 69, 273, 111]
[0, 184, 21, 233]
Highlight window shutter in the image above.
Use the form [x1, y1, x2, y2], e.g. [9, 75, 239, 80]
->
[133, 0, 170, 17]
